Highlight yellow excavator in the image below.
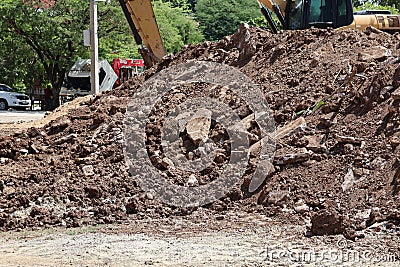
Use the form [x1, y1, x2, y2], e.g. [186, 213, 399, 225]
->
[118, 0, 400, 68]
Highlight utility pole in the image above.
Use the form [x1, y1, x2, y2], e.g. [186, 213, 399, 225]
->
[90, 0, 99, 95]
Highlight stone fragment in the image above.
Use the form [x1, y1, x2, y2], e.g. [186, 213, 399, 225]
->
[342, 169, 355, 192]
[186, 174, 199, 187]
[311, 209, 345, 235]
[29, 143, 40, 154]
[214, 152, 226, 164]
[54, 133, 78, 145]
[310, 58, 319, 68]
[343, 144, 354, 154]
[145, 193, 154, 200]
[391, 87, 400, 101]
[267, 190, 289, 206]
[82, 165, 95, 176]
[273, 117, 306, 140]
[86, 186, 101, 198]
[185, 110, 212, 146]
[19, 149, 29, 155]
[358, 46, 391, 62]
[305, 135, 326, 153]
[274, 148, 311, 165]
[161, 157, 174, 169]
[319, 113, 337, 128]
[336, 135, 362, 145]
[294, 199, 309, 213]
[27, 127, 41, 138]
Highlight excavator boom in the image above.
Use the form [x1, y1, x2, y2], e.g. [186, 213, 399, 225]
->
[119, 0, 165, 68]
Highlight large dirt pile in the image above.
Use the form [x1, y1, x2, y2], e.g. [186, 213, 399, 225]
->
[1, 26, 400, 238]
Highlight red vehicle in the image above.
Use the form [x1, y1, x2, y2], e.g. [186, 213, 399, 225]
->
[111, 58, 145, 87]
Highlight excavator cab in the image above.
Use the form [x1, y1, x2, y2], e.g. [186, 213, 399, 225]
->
[285, 0, 354, 30]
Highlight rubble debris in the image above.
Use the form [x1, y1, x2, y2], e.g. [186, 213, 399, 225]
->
[82, 165, 95, 176]
[311, 208, 346, 235]
[294, 199, 309, 214]
[185, 114, 212, 146]
[273, 117, 306, 140]
[274, 148, 311, 165]
[342, 168, 356, 192]
[358, 46, 391, 62]
[335, 135, 363, 145]
[0, 26, 400, 236]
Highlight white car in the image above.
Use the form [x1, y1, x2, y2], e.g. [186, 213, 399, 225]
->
[0, 84, 31, 110]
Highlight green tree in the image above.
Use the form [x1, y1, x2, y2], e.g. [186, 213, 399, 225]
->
[187, 0, 198, 12]
[354, 0, 399, 11]
[98, 1, 141, 62]
[1, 1, 86, 91]
[0, 0, 143, 93]
[153, 1, 203, 53]
[195, 0, 260, 41]
[0, 29, 35, 91]
[161, 0, 198, 12]
[162, 0, 190, 10]
[0, 0, 203, 94]
[372, 0, 399, 11]
[354, 1, 399, 13]
[246, 12, 282, 31]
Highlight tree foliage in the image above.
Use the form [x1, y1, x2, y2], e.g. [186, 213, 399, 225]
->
[353, 1, 399, 13]
[195, 0, 260, 41]
[0, 0, 203, 92]
[247, 14, 282, 31]
[0, 0, 138, 91]
[161, 0, 198, 12]
[370, 0, 399, 11]
[0, 0, 85, 90]
[98, 1, 141, 62]
[153, 0, 203, 53]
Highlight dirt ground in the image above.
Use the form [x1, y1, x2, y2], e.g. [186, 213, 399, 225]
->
[1, 25, 400, 265]
[0, 111, 45, 124]
[0, 212, 398, 266]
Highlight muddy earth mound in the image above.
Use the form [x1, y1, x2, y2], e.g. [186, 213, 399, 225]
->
[1, 26, 400, 242]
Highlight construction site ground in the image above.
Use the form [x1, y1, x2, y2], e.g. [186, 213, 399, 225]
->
[0, 214, 398, 266]
[0, 111, 45, 124]
[1, 26, 400, 266]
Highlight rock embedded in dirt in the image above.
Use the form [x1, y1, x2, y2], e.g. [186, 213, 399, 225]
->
[341, 169, 356, 192]
[294, 199, 309, 214]
[185, 111, 212, 146]
[274, 147, 311, 165]
[311, 208, 346, 236]
[391, 87, 400, 100]
[186, 174, 199, 187]
[304, 135, 326, 153]
[358, 46, 391, 62]
[335, 135, 363, 145]
[82, 165, 95, 176]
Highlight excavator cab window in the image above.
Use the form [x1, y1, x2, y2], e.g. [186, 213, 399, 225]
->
[335, 0, 354, 27]
[287, 0, 305, 30]
[309, 0, 333, 24]
[286, 0, 354, 29]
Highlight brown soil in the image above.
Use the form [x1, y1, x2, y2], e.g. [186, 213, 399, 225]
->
[1, 26, 400, 253]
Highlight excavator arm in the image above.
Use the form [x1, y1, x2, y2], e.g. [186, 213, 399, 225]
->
[351, 12, 400, 33]
[118, 0, 165, 68]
